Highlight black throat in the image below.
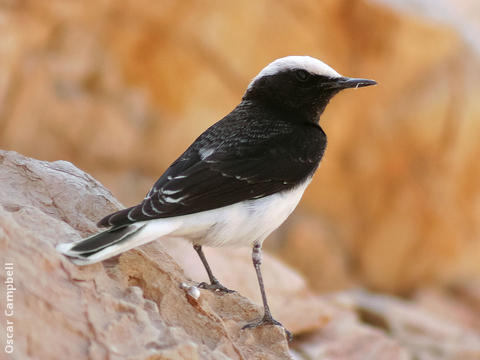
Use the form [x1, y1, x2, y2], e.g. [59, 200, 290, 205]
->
[243, 73, 341, 125]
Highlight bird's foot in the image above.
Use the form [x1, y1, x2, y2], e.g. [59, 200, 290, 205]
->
[242, 314, 293, 341]
[198, 280, 234, 293]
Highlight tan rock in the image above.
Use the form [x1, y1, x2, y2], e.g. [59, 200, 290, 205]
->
[158, 238, 332, 334]
[0, 150, 294, 359]
[3, 151, 480, 360]
[414, 284, 480, 333]
[2, 0, 480, 292]
[293, 288, 480, 360]
[339, 290, 480, 360]
[266, 214, 354, 292]
[292, 314, 410, 360]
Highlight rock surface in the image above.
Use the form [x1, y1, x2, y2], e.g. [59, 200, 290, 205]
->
[1, 0, 480, 293]
[0, 150, 293, 359]
[1, 150, 480, 359]
[294, 288, 480, 360]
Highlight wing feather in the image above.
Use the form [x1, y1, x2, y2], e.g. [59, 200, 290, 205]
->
[98, 120, 325, 227]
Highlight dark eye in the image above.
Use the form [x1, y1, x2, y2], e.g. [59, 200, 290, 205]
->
[295, 69, 310, 82]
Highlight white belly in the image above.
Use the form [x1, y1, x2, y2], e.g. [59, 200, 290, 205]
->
[143, 178, 311, 248]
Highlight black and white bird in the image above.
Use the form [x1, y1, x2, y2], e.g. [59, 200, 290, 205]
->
[57, 55, 375, 339]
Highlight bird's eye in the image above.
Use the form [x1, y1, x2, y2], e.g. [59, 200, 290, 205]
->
[295, 70, 310, 82]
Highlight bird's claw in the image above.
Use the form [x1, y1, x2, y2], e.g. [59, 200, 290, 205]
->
[198, 281, 234, 293]
[242, 315, 293, 341]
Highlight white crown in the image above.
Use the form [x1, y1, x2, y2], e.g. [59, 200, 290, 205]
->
[248, 56, 341, 89]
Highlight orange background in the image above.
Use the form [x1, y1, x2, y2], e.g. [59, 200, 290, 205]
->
[1, 0, 480, 292]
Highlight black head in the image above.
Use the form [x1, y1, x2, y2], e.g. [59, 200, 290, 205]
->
[243, 56, 376, 122]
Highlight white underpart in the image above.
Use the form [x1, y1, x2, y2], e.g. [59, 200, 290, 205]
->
[166, 178, 312, 247]
[64, 178, 312, 264]
[248, 55, 342, 90]
[168, 177, 309, 246]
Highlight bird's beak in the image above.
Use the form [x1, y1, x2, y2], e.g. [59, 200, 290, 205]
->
[332, 77, 377, 89]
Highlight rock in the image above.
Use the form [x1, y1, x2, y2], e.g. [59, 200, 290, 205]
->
[335, 290, 480, 360]
[292, 288, 480, 360]
[158, 238, 332, 334]
[292, 312, 410, 360]
[3, 150, 480, 359]
[414, 284, 480, 334]
[2, 0, 480, 293]
[266, 214, 354, 292]
[0, 150, 295, 359]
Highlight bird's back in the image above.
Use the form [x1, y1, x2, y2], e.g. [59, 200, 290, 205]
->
[98, 100, 327, 228]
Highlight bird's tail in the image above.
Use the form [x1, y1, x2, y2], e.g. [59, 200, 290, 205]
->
[56, 221, 171, 265]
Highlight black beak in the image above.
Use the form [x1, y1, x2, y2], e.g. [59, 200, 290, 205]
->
[331, 77, 377, 89]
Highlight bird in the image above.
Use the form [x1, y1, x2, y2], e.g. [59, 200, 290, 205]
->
[57, 55, 376, 340]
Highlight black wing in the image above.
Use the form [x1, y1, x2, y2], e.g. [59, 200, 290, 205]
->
[98, 117, 326, 227]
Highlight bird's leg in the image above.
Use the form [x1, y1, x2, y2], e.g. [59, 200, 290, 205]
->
[193, 244, 233, 293]
[242, 243, 293, 341]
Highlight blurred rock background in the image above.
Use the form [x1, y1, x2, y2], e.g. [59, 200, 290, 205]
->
[1, 0, 480, 295]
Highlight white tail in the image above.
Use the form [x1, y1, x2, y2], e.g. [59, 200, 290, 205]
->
[56, 219, 181, 265]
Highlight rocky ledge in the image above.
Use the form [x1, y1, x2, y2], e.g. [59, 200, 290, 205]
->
[1, 150, 480, 360]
